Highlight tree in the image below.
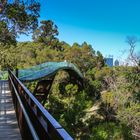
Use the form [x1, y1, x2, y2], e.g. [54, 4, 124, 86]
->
[0, 21, 16, 45]
[0, 0, 40, 45]
[32, 20, 59, 45]
[96, 51, 105, 69]
[126, 36, 140, 67]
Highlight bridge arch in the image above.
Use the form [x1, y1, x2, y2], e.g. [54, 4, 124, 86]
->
[18, 62, 84, 105]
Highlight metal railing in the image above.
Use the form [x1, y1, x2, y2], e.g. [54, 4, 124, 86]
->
[8, 69, 73, 140]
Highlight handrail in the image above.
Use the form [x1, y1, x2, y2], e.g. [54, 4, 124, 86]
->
[8, 69, 73, 140]
[9, 75, 39, 140]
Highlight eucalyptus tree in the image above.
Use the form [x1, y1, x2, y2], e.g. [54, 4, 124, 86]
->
[0, 0, 40, 45]
[32, 20, 59, 46]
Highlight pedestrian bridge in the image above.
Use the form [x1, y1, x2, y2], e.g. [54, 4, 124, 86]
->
[0, 62, 83, 140]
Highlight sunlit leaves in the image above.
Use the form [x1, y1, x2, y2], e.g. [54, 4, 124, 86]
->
[0, 0, 40, 45]
[32, 20, 59, 46]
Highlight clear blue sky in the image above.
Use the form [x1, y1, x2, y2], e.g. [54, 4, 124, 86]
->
[18, 0, 140, 61]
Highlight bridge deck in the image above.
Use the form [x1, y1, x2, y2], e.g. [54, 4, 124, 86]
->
[0, 81, 21, 140]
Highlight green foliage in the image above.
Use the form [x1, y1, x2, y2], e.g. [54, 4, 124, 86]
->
[0, 38, 139, 139]
[98, 102, 116, 122]
[96, 51, 105, 69]
[0, 0, 40, 45]
[32, 20, 59, 48]
[102, 66, 140, 139]
[0, 21, 16, 45]
[0, 71, 8, 80]
[0, 1, 139, 139]
[117, 102, 140, 140]
[125, 67, 140, 103]
[65, 84, 78, 96]
[0, 46, 18, 70]
[91, 122, 133, 140]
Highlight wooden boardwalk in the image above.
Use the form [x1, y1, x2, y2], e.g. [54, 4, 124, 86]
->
[0, 81, 21, 140]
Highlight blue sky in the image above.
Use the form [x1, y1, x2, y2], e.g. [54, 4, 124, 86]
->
[19, 0, 140, 61]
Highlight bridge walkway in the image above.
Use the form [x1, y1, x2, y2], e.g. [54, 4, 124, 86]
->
[0, 80, 21, 140]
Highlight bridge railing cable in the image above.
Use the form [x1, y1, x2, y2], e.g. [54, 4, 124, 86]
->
[8, 69, 73, 140]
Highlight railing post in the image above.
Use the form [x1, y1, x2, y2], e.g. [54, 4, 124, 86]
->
[16, 68, 19, 78]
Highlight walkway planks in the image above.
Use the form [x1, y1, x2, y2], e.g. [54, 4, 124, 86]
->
[0, 80, 21, 140]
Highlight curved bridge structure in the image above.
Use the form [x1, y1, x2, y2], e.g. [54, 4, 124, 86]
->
[19, 62, 83, 82]
[18, 62, 84, 105]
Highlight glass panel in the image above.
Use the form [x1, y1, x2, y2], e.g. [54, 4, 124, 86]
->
[19, 62, 83, 81]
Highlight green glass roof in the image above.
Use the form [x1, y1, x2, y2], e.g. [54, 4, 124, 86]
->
[19, 62, 83, 82]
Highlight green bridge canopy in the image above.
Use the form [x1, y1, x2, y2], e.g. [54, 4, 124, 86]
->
[19, 62, 83, 82]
